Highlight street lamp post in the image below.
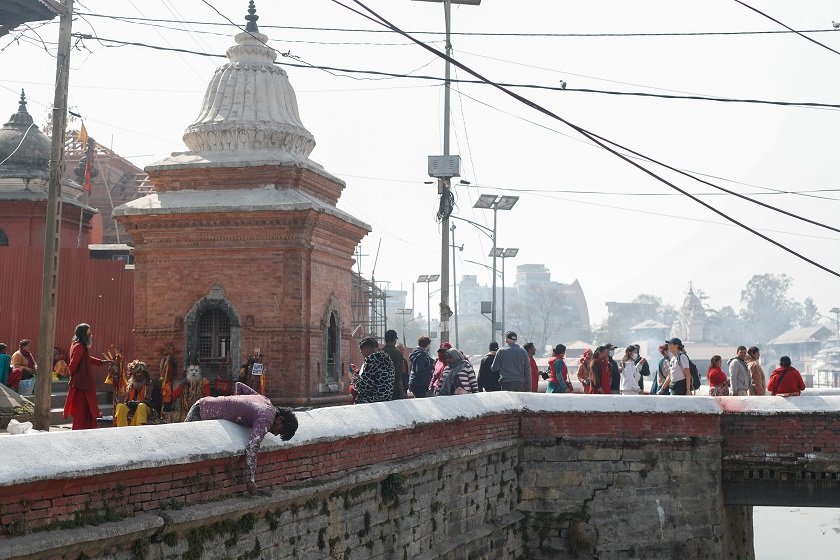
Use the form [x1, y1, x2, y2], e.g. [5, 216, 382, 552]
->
[417, 274, 440, 337]
[491, 247, 519, 337]
[395, 308, 414, 345]
[472, 194, 519, 342]
[414, 0, 481, 345]
[451, 223, 463, 349]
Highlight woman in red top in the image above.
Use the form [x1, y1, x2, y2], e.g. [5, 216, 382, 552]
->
[63, 323, 110, 430]
[523, 342, 540, 392]
[591, 346, 611, 395]
[707, 355, 730, 396]
[767, 356, 806, 396]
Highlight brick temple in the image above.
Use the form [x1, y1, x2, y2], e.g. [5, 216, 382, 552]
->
[113, 2, 370, 405]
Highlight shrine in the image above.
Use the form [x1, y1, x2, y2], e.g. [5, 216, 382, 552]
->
[113, 2, 370, 405]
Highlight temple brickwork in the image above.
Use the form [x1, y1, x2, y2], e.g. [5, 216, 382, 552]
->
[113, 3, 369, 404]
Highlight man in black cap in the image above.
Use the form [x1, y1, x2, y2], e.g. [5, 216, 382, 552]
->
[490, 331, 531, 392]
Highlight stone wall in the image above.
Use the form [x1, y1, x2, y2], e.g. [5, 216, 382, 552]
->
[5, 394, 840, 560]
[519, 413, 724, 559]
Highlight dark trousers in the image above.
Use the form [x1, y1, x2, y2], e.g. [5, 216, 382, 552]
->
[671, 379, 688, 395]
[500, 380, 527, 392]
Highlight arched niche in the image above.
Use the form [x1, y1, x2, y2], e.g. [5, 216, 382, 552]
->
[321, 294, 342, 386]
[184, 285, 241, 385]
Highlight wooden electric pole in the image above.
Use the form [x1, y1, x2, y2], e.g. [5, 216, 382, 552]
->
[34, 0, 74, 430]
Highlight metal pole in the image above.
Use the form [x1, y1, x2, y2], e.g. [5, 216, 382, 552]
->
[451, 223, 459, 349]
[490, 204, 498, 343]
[427, 281, 432, 337]
[438, 0, 453, 344]
[501, 256, 506, 337]
[35, 0, 74, 431]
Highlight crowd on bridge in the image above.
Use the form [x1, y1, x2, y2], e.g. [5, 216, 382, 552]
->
[348, 331, 807, 404]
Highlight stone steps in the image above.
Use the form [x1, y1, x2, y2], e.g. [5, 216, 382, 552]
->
[23, 379, 114, 426]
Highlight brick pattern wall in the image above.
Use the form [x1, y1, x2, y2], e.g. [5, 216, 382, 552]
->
[14, 406, 818, 560]
[721, 413, 840, 458]
[0, 414, 520, 538]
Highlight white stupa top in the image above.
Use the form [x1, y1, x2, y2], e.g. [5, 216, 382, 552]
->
[181, 2, 315, 158]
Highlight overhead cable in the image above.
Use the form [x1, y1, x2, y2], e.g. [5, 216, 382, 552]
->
[732, 0, 840, 58]
[330, 0, 840, 278]
[64, 33, 840, 110]
[75, 12, 840, 38]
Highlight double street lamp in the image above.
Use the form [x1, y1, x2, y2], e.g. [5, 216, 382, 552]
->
[472, 194, 519, 342]
[417, 274, 440, 337]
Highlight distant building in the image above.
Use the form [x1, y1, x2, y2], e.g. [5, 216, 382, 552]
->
[0, 91, 98, 248]
[61, 129, 147, 244]
[767, 326, 833, 385]
[0, 91, 134, 359]
[673, 283, 709, 343]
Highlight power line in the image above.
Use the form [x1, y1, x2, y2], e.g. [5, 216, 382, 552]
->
[75, 11, 840, 38]
[732, 0, 840, 58]
[449, 86, 840, 203]
[61, 32, 840, 110]
[331, 0, 840, 279]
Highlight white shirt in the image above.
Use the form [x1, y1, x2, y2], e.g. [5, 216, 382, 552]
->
[621, 360, 641, 394]
[669, 353, 690, 383]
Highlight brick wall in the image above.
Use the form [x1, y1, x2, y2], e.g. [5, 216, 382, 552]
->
[4, 394, 840, 559]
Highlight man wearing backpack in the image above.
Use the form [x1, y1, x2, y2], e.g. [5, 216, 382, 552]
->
[728, 346, 751, 396]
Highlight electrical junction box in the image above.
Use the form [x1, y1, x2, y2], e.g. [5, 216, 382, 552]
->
[428, 155, 461, 178]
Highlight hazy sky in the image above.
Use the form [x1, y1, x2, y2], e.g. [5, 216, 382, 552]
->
[2, 0, 839, 324]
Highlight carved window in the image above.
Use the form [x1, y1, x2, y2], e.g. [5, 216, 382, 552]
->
[327, 313, 339, 381]
[0, 228, 7, 246]
[197, 308, 230, 359]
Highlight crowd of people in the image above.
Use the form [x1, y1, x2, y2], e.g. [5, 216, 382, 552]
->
[348, 331, 807, 403]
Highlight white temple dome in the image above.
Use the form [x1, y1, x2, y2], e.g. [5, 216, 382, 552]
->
[181, 1, 316, 158]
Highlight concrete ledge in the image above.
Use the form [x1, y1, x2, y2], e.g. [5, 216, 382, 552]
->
[717, 395, 840, 414]
[6, 392, 837, 487]
[0, 514, 163, 560]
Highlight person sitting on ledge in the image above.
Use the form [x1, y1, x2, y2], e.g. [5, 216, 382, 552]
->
[185, 381, 298, 495]
[767, 356, 806, 397]
[114, 362, 162, 426]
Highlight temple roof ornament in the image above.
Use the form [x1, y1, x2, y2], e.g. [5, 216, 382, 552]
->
[0, 90, 51, 179]
[180, 1, 316, 160]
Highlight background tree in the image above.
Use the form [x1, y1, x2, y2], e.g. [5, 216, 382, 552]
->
[706, 306, 745, 345]
[739, 273, 800, 344]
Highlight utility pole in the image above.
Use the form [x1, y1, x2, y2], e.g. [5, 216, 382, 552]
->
[35, 0, 74, 431]
[438, 0, 453, 345]
[417, 0, 481, 344]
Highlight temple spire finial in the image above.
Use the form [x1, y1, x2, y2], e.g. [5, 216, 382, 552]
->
[18, 89, 28, 114]
[245, 0, 259, 33]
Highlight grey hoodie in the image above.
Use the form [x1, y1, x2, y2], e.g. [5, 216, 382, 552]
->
[728, 357, 750, 394]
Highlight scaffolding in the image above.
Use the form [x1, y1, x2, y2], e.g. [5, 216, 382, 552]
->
[350, 244, 390, 341]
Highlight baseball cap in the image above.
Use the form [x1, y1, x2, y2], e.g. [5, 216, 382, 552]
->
[504, 331, 518, 341]
[665, 337, 682, 346]
[604, 343, 617, 350]
[437, 342, 453, 353]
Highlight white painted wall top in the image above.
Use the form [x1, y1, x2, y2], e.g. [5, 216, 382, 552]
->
[3, 393, 840, 487]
